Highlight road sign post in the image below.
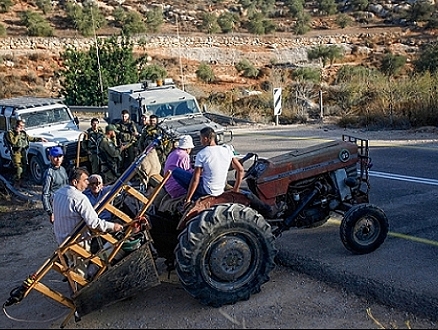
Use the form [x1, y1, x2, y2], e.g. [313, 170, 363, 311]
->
[273, 87, 282, 126]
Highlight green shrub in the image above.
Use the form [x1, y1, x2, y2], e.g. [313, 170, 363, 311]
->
[200, 13, 221, 34]
[0, 0, 13, 13]
[36, 0, 52, 15]
[196, 63, 215, 83]
[65, 2, 107, 37]
[19, 10, 53, 37]
[122, 11, 146, 35]
[336, 13, 352, 28]
[235, 59, 259, 78]
[146, 7, 163, 33]
[140, 64, 167, 81]
[292, 67, 320, 83]
[217, 12, 238, 33]
[0, 23, 6, 37]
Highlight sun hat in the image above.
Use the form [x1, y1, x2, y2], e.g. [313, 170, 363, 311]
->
[105, 124, 119, 133]
[49, 146, 64, 157]
[178, 135, 195, 149]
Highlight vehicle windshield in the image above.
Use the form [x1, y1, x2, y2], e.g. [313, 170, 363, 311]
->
[21, 107, 73, 128]
[147, 99, 200, 118]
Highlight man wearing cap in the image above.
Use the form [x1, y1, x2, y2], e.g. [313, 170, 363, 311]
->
[82, 117, 104, 174]
[5, 119, 48, 188]
[99, 124, 128, 184]
[163, 135, 195, 199]
[42, 146, 69, 223]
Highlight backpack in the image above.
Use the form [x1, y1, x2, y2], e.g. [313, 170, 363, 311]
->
[3, 132, 12, 155]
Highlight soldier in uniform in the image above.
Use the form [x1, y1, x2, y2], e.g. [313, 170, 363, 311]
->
[82, 117, 104, 174]
[112, 109, 139, 172]
[138, 115, 173, 169]
[5, 119, 47, 189]
[98, 124, 127, 184]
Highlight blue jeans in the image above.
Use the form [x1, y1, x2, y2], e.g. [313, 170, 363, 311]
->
[171, 168, 208, 201]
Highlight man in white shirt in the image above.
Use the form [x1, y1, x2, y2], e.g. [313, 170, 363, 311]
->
[172, 127, 244, 208]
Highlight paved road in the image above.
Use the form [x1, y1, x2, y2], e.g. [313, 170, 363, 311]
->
[229, 124, 438, 321]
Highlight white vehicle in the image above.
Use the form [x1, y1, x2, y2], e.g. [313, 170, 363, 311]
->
[0, 97, 88, 184]
[107, 78, 232, 157]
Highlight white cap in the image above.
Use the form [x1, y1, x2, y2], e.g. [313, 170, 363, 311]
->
[178, 135, 195, 149]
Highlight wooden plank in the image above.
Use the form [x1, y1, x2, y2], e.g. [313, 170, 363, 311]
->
[105, 203, 132, 223]
[68, 244, 105, 268]
[123, 185, 150, 204]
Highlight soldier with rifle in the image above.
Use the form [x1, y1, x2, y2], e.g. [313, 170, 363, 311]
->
[5, 119, 48, 189]
[112, 109, 139, 172]
[98, 124, 128, 184]
[82, 117, 104, 174]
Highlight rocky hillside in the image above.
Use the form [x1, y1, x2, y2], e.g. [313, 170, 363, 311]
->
[0, 0, 435, 104]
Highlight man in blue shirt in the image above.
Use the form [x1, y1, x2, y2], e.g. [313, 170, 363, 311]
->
[83, 174, 112, 221]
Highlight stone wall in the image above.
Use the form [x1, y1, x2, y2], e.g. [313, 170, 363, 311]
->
[0, 31, 427, 66]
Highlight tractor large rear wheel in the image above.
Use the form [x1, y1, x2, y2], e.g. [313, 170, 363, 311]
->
[175, 203, 277, 307]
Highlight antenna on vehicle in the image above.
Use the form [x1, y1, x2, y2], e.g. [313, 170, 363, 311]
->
[90, 1, 104, 105]
[176, 15, 185, 91]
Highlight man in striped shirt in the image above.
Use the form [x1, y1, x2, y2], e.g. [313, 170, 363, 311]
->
[53, 167, 123, 246]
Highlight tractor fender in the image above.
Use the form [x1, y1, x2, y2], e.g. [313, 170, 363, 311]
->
[177, 191, 252, 230]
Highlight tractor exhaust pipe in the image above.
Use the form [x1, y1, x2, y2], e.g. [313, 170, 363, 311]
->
[273, 183, 323, 237]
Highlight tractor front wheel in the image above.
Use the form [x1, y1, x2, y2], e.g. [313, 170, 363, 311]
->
[340, 204, 389, 254]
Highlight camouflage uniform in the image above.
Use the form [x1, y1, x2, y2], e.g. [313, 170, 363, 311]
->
[113, 119, 138, 172]
[98, 136, 123, 184]
[82, 126, 104, 174]
[6, 129, 43, 185]
[138, 124, 173, 169]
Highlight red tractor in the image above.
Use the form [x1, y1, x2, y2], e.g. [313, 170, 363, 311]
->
[4, 134, 388, 327]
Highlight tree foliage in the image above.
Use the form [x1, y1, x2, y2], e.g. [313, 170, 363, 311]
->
[200, 12, 221, 34]
[19, 10, 53, 37]
[350, 0, 369, 11]
[122, 11, 147, 35]
[35, 0, 52, 15]
[247, 12, 276, 35]
[317, 0, 338, 16]
[146, 7, 164, 33]
[379, 53, 406, 77]
[307, 45, 344, 67]
[65, 1, 107, 37]
[238, 0, 276, 17]
[196, 62, 216, 83]
[414, 42, 438, 74]
[291, 67, 320, 83]
[0, 0, 13, 13]
[140, 64, 167, 81]
[293, 12, 311, 35]
[0, 23, 6, 36]
[285, 0, 304, 18]
[336, 13, 352, 28]
[235, 58, 259, 78]
[60, 35, 146, 106]
[217, 12, 239, 33]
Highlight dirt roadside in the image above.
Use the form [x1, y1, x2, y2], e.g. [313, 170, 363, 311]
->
[1, 124, 437, 329]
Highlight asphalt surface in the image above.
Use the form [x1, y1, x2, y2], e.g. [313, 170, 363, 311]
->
[229, 124, 438, 322]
